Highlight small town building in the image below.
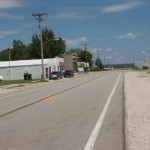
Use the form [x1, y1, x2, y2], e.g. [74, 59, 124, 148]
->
[0, 57, 64, 80]
[63, 53, 78, 72]
[77, 62, 89, 72]
[135, 60, 150, 69]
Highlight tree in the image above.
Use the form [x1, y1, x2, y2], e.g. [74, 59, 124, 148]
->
[0, 49, 9, 61]
[11, 40, 28, 60]
[28, 27, 66, 59]
[0, 27, 66, 61]
[67, 48, 82, 56]
[28, 34, 41, 59]
[95, 58, 103, 69]
[79, 50, 93, 67]
[0, 39, 28, 61]
[67, 48, 93, 67]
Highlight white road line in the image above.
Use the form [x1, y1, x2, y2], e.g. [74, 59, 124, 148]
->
[84, 73, 121, 150]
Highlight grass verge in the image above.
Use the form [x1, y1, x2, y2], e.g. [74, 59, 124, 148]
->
[0, 79, 48, 87]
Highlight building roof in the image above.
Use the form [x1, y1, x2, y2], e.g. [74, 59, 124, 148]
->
[0, 58, 63, 67]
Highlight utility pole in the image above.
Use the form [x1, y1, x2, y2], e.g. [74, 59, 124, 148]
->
[132, 56, 135, 68]
[104, 56, 106, 69]
[97, 50, 100, 71]
[8, 44, 11, 88]
[83, 43, 88, 70]
[93, 48, 101, 71]
[32, 13, 47, 79]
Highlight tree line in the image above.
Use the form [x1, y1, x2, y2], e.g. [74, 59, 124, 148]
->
[0, 27, 103, 69]
[0, 28, 66, 61]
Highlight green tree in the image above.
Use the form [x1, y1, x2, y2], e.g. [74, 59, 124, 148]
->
[11, 39, 27, 60]
[67, 48, 82, 56]
[79, 50, 93, 67]
[28, 27, 66, 59]
[0, 39, 27, 61]
[0, 49, 9, 61]
[95, 58, 103, 69]
[28, 34, 41, 59]
[0, 28, 66, 61]
[67, 48, 93, 67]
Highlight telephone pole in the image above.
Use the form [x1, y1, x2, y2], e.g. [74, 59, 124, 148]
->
[82, 43, 88, 70]
[93, 48, 101, 71]
[97, 50, 100, 71]
[104, 56, 106, 69]
[32, 13, 47, 79]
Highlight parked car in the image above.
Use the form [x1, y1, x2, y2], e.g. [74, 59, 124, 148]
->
[64, 70, 74, 78]
[49, 71, 62, 80]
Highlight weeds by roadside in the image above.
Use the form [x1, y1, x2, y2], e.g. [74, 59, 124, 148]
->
[0, 79, 48, 87]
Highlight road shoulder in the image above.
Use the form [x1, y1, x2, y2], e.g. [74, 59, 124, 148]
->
[124, 71, 150, 150]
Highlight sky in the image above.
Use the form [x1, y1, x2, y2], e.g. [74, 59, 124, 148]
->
[0, 0, 150, 64]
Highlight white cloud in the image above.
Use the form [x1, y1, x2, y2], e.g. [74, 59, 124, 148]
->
[0, 31, 22, 39]
[105, 48, 112, 52]
[93, 48, 102, 51]
[113, 52, 119, 55]
[141, 51, 146, 54]
[0, 35, 4, 39]
[115, 56, 125, 63]
[0, 13, 24, 20]
[65, 37, 88, 47]
[101, 2, 143, 13]
[52, 12, 93, 20]
[92, 48, 112, 53]
[0, 0, 23, 9]
[117, 32, 137, 40]
[98, 38, 105, 42]
[105, 56, 112, 60]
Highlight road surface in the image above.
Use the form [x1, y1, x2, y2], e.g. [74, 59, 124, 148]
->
[0, 71, 124, 150]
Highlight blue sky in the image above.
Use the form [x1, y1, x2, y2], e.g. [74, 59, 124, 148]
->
[0, 0, 150, 64]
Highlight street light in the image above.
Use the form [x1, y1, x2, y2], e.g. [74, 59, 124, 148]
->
[43, 38, 59, 47]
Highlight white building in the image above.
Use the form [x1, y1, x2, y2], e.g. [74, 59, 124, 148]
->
[135, 60, 150, 69]
[0, 57, 64, 80]
[77, 62, 89, 72]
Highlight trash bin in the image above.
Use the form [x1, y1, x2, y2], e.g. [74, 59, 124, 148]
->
[24, 73, 28, 80]
[28, 74, 32, 80]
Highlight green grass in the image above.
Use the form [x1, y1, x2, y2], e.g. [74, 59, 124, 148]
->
[0, 79, 48, 86]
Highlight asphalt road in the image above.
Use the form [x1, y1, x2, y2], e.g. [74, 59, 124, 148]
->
[0, 71, 124, 150]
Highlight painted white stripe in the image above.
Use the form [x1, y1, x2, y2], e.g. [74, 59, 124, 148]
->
[84, 73, 121, 150]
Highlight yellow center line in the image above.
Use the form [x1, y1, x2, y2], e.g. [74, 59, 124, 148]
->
[42, 95, 58, 102]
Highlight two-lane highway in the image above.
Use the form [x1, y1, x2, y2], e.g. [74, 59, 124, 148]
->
[0, 71, 124, 150]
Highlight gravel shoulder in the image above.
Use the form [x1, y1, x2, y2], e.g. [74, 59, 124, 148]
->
[124, 71, 150, 150]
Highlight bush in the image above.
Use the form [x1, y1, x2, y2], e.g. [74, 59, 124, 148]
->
[143, 66, 148, 70]
[90, 67, 101, 71]
[84, 67, 88, 72]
